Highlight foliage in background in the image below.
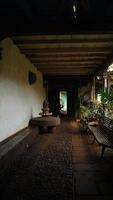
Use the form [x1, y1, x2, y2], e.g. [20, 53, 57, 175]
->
[99, 88, 113, 105]
[80, 101, 104, 122]
[80, 102, 96, 121]
[98, 88, 113, 119]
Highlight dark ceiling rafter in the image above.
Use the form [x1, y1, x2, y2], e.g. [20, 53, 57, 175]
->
[1, 0, 113, 80]
[25, 53, 108, 58]
[20, 47, 113, 53]
[35, 64, 98, 69]
[12, 33, 113, 76]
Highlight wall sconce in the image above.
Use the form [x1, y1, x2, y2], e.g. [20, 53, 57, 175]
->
[28, 71, 37, 85]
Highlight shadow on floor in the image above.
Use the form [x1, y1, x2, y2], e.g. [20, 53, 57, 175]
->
[0, 118, 113, 200]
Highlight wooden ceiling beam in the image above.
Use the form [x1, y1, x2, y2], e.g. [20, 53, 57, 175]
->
[35, 64, 98, 68]
[42, 72, 94, 75]
[38, 68, 95, 75]
[27, 56, 107, 61]
[24, 51, 111, 56]
[36, 67, 96, 70]
[16, 42, 113, 49]
[20, 47, 113, 53]
[12, 33, 113, 41]
[32, 61, 102, 65]
[12, 34, 113, 77]
[14, 38, 113, 45]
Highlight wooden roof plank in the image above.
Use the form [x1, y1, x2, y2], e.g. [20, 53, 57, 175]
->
[32, 61, 103, 65]
[16, 42, 113, 49]
[35, 64, 98, 68]
[27, 56, 107, 61]
[20, 47, 113, 53]
[24, 51, 112, 55]
[12, 33, 113, 41]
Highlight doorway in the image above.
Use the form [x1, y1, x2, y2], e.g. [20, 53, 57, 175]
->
[60, 91, 67, 115]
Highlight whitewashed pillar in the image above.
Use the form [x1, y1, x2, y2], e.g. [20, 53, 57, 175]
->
[91, 77, 96, 103]
[93, 77, 96, 103]
[103, 73, 108, 90]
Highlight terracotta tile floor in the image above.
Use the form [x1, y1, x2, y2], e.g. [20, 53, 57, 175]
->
[0, 118, 113, 200]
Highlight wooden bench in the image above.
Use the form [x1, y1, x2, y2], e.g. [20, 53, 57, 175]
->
[88, 117, 113, 159]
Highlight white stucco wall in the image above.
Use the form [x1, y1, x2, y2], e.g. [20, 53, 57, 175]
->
[0, 38, 45, 142]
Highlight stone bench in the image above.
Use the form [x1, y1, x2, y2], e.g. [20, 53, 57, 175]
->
[30, 116, 60, 133]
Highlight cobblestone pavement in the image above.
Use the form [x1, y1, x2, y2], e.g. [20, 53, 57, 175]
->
[0, 118, 113, 200]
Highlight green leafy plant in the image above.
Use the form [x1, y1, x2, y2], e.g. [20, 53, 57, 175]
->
[80, 104, 95, 121]
[99, 88, 113, 105]
[98, 88, 113, 119]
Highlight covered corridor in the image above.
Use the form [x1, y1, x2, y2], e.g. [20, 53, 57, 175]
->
[1, 1, 113, 200]
[0, 118, 113, 200]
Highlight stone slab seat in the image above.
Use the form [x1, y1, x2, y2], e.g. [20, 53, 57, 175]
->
[30, 116, 60, 133]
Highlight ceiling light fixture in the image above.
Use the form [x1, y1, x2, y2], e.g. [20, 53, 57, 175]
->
[73, 1, 77, 19]
[73, 4, 76, 13]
